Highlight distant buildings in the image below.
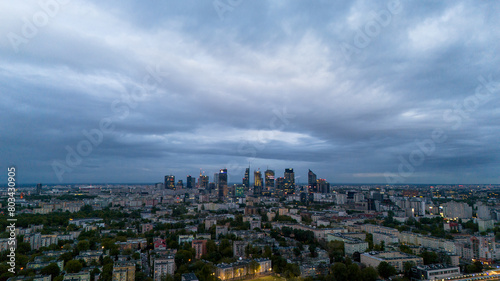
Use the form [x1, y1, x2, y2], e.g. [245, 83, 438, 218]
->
[153, 257, 176, 281]
[216, 258, 271, 281]
[308, 170, 317, 193]
[176, 180, 183, 189]
[243, 167, 250, 188]
[186, 175, 195, 189]
[317, 179, 330, 194]
[471, 235, 496, 263]
[181, 273, 199, 281]
[63, 272, 90, 281]
[283, 168, 295, 195]
[233, 241, 249, 258]
[112, 261, 135, 281]
[264, 169, 274, 196]
[192, 240, 207, 259]
[441, 201, 472, 219]
[327, 233, 369, 255]
[164, 175, 175, 190]
[198, 174, 209, 190]
[360, 251, 423, 272]
[254, 170, 263, 196]
[411, 264, 460, 281]
[218, 169, 228, 199]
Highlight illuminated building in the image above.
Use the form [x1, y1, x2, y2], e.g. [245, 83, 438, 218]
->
[275, 177, 285, 197]
[164, 175, 175, 190]
[198, 175, 209, 190]
[243, 167, 250, 187]
[283, 168, 295, 195]
[317, 178, 330, 194]
[264, 169, 274, 196]
[112, 261, 135, 281]
[254, 170, 262, 196]
[218, 169, 228, 199]
[235, 185, 245, 197]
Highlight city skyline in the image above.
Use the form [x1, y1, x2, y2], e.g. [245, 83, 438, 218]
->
[1, 1, 500, 185]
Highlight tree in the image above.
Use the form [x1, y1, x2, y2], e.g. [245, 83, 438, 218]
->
[403, 261, 415, 278]
[377, 261, 397, 279]
[16, 242, 31, 254]
[361, 267, 378, 281]
[347, 264, 361, 281]
[399, 245, 413, 254]
[101, 263, 113, 281]
[102, 256, 114, 265]
[293, 247, 301, 257]
[41, 263, 60, 279]
[123, 249, 133, 256]
[365, 233, 374, 250]
[60, 252, 74, 263]
[263, 246, 272, 259]
[77, 240, 90, 252]
[466, 261, 484, 273]
[102, 238, 118, 250]
[135, 271, 147, 281]
[331, 263, 347, 281]
[196, 263, 216, 281]
[309, 244, 317, 258]
[175, 250, 193, 268]
[249, 260, 260, 275]
[326, 241, 344, 263]
[473, 260, 483, 272]
[65, 260, 83, 273]
[91, 268, 101, 281]
[421, 251, 439, 265]
[283, 263, 300, 278]
[219, 239, 233, 258]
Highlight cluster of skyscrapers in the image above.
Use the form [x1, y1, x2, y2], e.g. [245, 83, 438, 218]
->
[163, 168, 330, 199]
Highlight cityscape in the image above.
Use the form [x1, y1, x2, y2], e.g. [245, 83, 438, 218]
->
[2, 170, 500, 281]
[1, 1, 500, 281]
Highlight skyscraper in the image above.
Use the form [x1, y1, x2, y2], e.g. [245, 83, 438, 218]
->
[186, 175, 195, 189]
[218, 169, 228, 199]
[36, 183, 42, 195]
[199, 175, 209, 190]
[275, 177, 285, 196]
[176, 180, 183, 189]
[164, 175, 175, 190]
[308, 169, 317, 193]
[254, 170, 263, 196]
[264, 169, 275, 196]
[284, 168, 295, 195]
[254, 170, 263, 187]
[235, 185, 245, 197]
[317, 178, 330, 194]
[243, 167, 250, 188]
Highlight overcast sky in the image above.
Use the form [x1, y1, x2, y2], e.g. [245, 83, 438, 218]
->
[1, 1, 500, 185]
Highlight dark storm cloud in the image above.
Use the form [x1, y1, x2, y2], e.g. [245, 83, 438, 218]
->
[1, 0, 499, 184]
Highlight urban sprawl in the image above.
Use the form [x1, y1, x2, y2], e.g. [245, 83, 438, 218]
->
[1, 168, 500, 281]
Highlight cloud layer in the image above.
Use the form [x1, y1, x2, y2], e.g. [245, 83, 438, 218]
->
[1, 0, 500, 184]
